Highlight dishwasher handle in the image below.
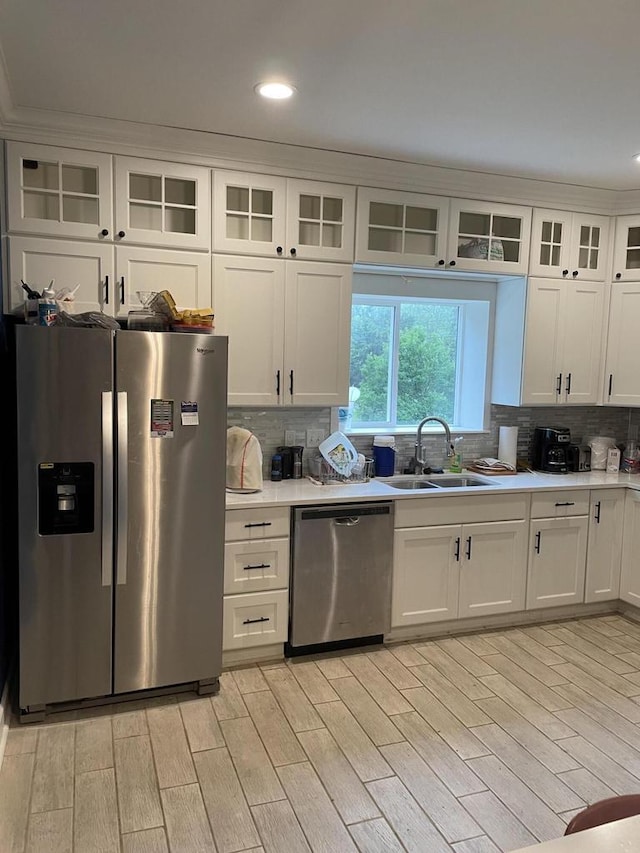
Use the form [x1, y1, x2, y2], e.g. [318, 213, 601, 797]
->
[297, 502, 393, 522]
[334, 517, 361, 527]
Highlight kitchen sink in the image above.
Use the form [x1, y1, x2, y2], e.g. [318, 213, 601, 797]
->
[382, 474, 496, 490]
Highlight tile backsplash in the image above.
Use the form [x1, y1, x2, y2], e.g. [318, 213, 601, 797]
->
[227, 405, 633, 476]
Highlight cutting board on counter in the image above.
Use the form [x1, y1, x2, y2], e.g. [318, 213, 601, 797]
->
[466, 464, 518, 476]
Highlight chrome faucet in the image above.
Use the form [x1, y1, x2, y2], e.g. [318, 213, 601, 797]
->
[414, 416, 454, 471]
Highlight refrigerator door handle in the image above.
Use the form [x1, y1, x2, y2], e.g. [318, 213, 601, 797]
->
[101, 391, 114, 587]
[116, 391, 128, 585]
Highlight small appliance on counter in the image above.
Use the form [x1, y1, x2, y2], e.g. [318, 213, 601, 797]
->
[226, 427, 263, 493]
[531, 426, 572, 474]
[277, 445, 304, 479]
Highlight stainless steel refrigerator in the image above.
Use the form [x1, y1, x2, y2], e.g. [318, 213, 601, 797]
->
[16, 326, 228, 719]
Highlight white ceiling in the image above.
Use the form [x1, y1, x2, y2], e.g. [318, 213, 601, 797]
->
[2, 0, 640, 190]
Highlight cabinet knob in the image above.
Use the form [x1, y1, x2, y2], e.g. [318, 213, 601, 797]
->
[437, 259, 445, 266]
[100, 228, 109, 237]
[117, 230, 126, 239]
[276, 246, 283, 255]
[572, 270, 579, 277]
[562, 269, 569, 276]
[616, 272, 622, 280]
[448, 260, 456, 267]
[290, 247, 297, 256]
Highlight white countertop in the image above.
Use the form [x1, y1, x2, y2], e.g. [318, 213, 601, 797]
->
[513, 813, 640, 851]
[226, 470, 640, 509]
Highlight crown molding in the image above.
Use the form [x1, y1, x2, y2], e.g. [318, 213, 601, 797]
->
[0, 102, 634, 216]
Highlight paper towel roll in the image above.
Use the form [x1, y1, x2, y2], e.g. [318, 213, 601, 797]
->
[498, 426, 518, 468]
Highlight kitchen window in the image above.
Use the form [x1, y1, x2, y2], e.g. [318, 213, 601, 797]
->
[349, 268, 495, 431]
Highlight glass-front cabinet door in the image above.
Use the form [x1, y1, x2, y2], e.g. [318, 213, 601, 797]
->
[448, 199, 531, 274]
[530, 209, 609, 281]
[355, 187, 449, 267]
[213, 171, 286, 256]
[6, 142, 113, 240]
[571, 214, 609, 281]
[114, 157, 210, 250]
[286, 180, 355, 262]
[612, 215, 640, 282]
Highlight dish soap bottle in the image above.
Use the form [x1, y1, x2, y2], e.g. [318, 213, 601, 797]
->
[449, 437, 463, 473]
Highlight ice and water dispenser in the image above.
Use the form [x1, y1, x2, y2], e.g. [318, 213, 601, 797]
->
[38, 462, 95, 535]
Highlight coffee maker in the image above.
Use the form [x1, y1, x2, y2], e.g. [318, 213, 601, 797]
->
[531, 427, 572, 474]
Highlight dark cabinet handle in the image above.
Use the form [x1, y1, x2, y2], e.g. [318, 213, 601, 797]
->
[562, 269, 569, 276]
[244, 522, 272, 529]
[290, 247, 297, 256]
[535, 531, 541, 553]
[242, 616, 270, 625]
[276, 246, 283, 255]
[594, 501, 601, 524]
[555, 501, 575, 507]
[556, 374, 563, 395]
[437, 259, 445, 266]
[276, 370, 281, 396]
[119, 276, 125, 304]
[449, 260, 456, 267]
[616, 272, 622, 280]
[117, 230, 126, 239]
[243, 563, 271, 571]
[572, 270, 579, 277]
[104, 275, 109, 304]
[566, 373, 572, 395]
[100, 228, 109, 237]
[465, 536, 472, 560]
[289, 369, 294, 396]
[608, 374, 613, 397]
[454, 537, 460, 561]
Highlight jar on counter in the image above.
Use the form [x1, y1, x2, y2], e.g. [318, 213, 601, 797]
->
[373, 435, 396, 477]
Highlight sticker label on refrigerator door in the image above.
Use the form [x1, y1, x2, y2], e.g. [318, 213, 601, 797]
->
[180, 401, 199, 426]
[150, 399, 174, 438]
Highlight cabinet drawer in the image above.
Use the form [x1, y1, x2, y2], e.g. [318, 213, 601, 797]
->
[530, 491, 589, 518]
[224, 539, 289, 594]
[225, 507, 290, 541]
[223, 590, 288, 650]
[394, 494, 529, 528]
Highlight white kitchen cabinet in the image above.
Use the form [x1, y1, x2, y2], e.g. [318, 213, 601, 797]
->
[222, 589, 289, 650]
[529, 209, 610, 281]
[115, 246, 211, 316]
[612, 215, 640, 282]
[448, 199, 532, 275]
[224, 539, 289, 595]
[213, 255, 351, 406]
[526, 516, 588, 609]
[6, 142, 113, 241]
[585, 489, 624, 603]
[114, 157, 211, 250]
[620, 490, 640, 607]
[603, 282, 640, 406]
[521, 277, 605, 405]
[8, 235, 114, 314]
[213, 170, 355, 261]
[458, 520, 527, 617]
[355, 186, 450, 267]
[392, 526, 460, 626]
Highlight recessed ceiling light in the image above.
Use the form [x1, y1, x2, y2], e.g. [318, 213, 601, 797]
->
[634, 153, 640, 162]
[255, 82, 295, 100]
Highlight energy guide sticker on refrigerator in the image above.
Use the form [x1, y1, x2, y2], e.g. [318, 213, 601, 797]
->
[16, 326, 228, 720]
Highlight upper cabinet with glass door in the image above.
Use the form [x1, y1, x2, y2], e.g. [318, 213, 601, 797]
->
[612, 215, 640, 282]
[213, 171, 355, 261]
[6, 142, 113, 240]
[448, 200, 531, 275]
[355, 187, 449, 267]
[529, 208, 610, 281]
[114, 157, 210, 250]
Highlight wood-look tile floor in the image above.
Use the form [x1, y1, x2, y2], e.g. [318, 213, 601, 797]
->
[4, 615, 640, 852]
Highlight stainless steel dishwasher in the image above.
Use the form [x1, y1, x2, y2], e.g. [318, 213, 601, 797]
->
[288, 502, 394, 654]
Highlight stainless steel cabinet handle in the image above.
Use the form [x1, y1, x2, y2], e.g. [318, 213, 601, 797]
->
[243, 616, 270, 625]
[594, 501, 601, 523]
[101, 391, 114, 587]
[243, 563, 271, 571]
[116, 391, 128, 585]
[334, 517, 361, 526]
[535, 530, 541, 553]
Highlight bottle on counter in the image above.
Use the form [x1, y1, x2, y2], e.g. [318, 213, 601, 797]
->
[270, 453, 283, 482]
[38, 283, 57, 327]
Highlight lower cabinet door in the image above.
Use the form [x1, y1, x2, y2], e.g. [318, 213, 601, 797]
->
[223, 589, 288, 650]
[620, 490, 640, 606]
[585, 490, 624, 603]
[527, 517, 588, 609]
[224, 538, 289, 595]
[458, 520, 527, 617]
[392, 525, 461, 627]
